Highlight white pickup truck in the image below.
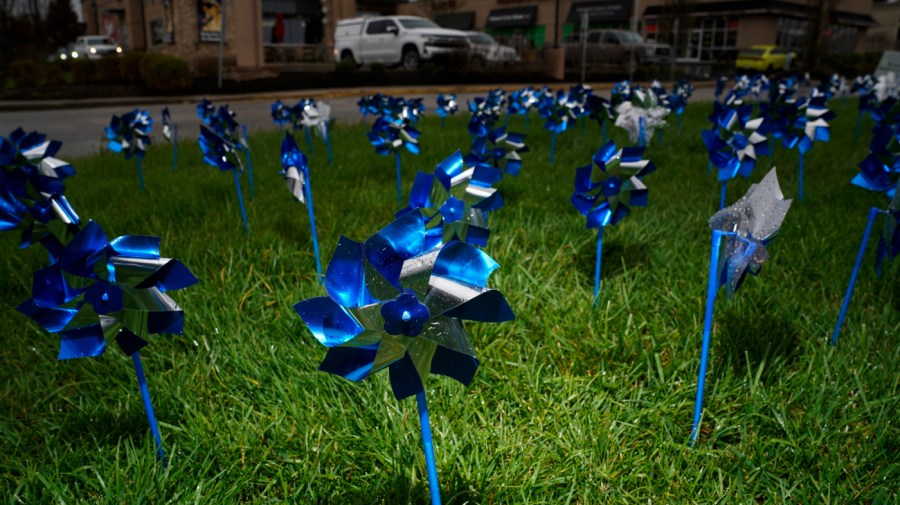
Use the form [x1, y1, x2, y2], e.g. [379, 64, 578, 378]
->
[334, 16, 469, 70]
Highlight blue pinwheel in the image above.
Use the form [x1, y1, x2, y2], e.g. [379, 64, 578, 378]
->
[435, 93, 458, 127]
[613, 87, 669, 147]
[198, 125, 250, 232]
[198, 100, 255, 195]
[670, 78, 693, 130]
[295, 209, 514, 505]
[357, 93, 383, 120]
[785, 96, 834, 201]
[281, 132, 323, 281]
[852, 75, 876, 141]
[197, 98, 215, 125]
[471, 126, 529, 177]
[508, 87, 538, 130]
[17, 219, 198, 459]
[538, 89, 575, 163]
[0, 128, 80, 251]
[832, 128, 900, 345]
[692, 168, 792, 443]
[586, 94, 614, 144]
[402, 150, 503, 249]
[714, 75, 728, 100]
[368, 115, 421, 205]
[571, 141, 656, 304]
[162, 107, 178, 171]
[105, 109, 152, 191]
[271, 99, 292, 129]
[702, 104, 770, 208]
[292, 99, 334, 164]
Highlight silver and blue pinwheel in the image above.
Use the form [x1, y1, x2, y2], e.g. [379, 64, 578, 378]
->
[281, 132, 323, 281]
[832, 128, 900, 345]
[403, 150, 503, 250]
[571, 141, 656, 305]
[692, 168, 791, 443]
[105, 109, 152, 191]
[198, 125, 250, 232]
[294, 209, 514, 505]
[199, 100, 256, 197]
[702, 104, 770, 208]
[294, 99, 334, 164]
[790, 96, 834, 201]
[0, 128, 80, 251]
[471, 126, 528, 177]
[614, 87, 669, 147]
[368, 115, 421, 205]
[16, 219, 198, 460]
[435, 93, 458, 127]
[538, 89, 576, 163]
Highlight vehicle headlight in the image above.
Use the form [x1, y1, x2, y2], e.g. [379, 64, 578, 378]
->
[116, 46, 122, 53]
[90, 47, 96, 54]
[71, 51, 79, 58]
[59, 53, 67, 60]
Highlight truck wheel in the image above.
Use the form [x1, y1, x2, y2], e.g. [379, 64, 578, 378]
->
[340, 50, 356, 64]
[402, 46, 420, 70]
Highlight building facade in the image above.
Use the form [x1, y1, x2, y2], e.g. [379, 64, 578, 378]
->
[79, 0, 878, 74]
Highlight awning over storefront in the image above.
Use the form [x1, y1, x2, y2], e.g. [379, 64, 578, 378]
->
[485, 6, 537, 29]
[263, 0, 322, 18]
[643, 0, 876, 27]
[436, 12, 476, 30]
[565, 0, 630, 24]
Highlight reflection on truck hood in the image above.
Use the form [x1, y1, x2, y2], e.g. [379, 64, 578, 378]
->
[415, 29, 467, 38]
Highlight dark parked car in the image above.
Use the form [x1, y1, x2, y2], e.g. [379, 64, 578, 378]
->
[564, 29, 672, 74]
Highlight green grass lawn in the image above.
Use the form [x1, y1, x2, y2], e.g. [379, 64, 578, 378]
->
[1, 99, 898, 503]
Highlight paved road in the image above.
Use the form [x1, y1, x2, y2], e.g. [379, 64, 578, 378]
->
[0, 86, 716, 159]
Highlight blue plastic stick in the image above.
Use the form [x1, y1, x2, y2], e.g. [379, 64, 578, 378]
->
[639, 117, 645, 147]
[136, 157, 145, 192]
[720, 181, 727, 210]
[601, 120, 607, 144]
[593, 226, 604, 307]
[416, 392, 442, 505]
[690, 229, 726, 444]
[395, 151, 403, 206]
[798, 152, 805, 202]
[324, 122, 334, 165]
[549, 131, 557, 164]
[172, 125, 178, 171]
[304, 176, 323, 284]
[832, 207, 882, 346]
[242, 125, 255, 198]
[304, 127, 314, 154]
[232, 169, 249, 233]
[131, 352, 165, 460]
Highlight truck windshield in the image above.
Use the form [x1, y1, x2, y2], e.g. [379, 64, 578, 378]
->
[399, 19, 440, 29]
[618, 32, 643, 44]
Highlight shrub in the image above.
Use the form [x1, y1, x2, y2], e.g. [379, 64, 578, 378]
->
[193, 56, 219, 79]
[42, 64, 65, 86]
[119, 51, 144, 81]
[97, 56, 121, 82]
[71, 59, 98, 83]
[370, 63, 386, 78]
[9, 59, 43, 88]
[145, 55, 192, 92]
[420, 62, 437, 75]
[139, 52, 170, 81]
[335, 60, 356, 74]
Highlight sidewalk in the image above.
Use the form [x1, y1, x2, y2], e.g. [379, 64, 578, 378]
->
[0, 81, 716, 112]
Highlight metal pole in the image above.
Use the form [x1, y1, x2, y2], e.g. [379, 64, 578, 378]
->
[629, 0, 639, 81]
[218, 0, 227, 90]
[580, 12, 589, 84]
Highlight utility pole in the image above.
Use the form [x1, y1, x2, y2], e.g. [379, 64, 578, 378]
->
[218, 0, 227, 90]
[629, 0, 640, 81]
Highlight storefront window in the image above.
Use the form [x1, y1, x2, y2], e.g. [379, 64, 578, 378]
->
[827, 25, 858, 54]
[681, 16, 737, 62]
[776, 17, 806, 51]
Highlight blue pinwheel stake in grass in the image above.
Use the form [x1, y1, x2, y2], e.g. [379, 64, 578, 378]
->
[471, 126, 529, 178]
[790, 97, 834, 201]
[281, 132, 323, 282]
[368, 115, 421, 206]
[296, 99, 335, 165]
[161, 107, 177, 171]
[16, 220, 198, 460]
[539, 90, 574, 164]
[295, 209, 514, 505]
[832, 132, 900, 345]
[0, 128, 80, 251]
[691, 168, 791, 443]
[571, 141, 656, 306]
[435, 93, 457, 127]
[105, 110, 152, 192]
[199, 125, 250, 233]
[703, 105, 770, 208]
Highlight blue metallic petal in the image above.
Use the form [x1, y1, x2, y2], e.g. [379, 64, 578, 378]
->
[295, 296, 364, 347]
[325, 236, 377, 308]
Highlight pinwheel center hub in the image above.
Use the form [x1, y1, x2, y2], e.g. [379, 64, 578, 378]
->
[381, 292, 430, 337]
[731, 133, 749, 150]
[440, 197, 465, 223]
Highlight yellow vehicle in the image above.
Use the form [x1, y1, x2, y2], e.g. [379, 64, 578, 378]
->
[735, 45, 795, 72]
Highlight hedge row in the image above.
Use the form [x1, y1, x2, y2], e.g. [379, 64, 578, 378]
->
[7, 52, 193, 92]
